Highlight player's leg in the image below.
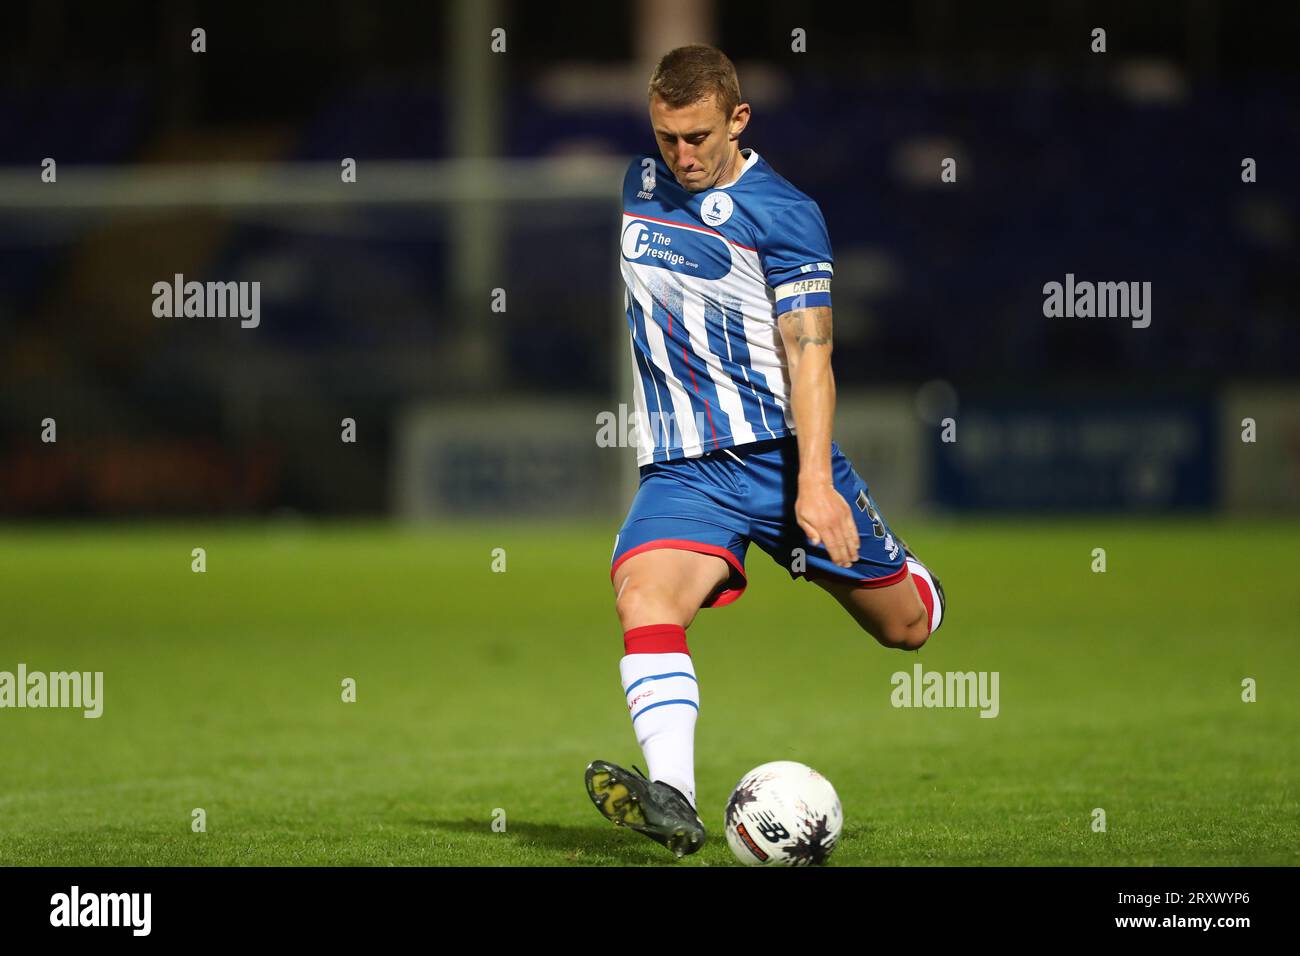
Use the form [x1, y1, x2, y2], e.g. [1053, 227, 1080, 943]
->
[607, 541, 739, 813]
[751, 438, 946, 650]
[811, 569, 930, 650]
[809, 445, 946, 648]
[587, 448, 753, 854]
[591, 457, 750, 851]
[587, 545, 729, 855]
[808, 518, 946, 651]
[613, 546, 730, 631]
[809, 526, 946, 650]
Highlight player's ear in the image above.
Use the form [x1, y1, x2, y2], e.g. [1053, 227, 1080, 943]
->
[729, 102, 751, 140]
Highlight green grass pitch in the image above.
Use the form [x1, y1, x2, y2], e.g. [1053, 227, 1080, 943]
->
[1, 518, 1297, 866]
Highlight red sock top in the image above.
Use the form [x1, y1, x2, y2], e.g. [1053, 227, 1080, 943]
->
[623, 623, 690, 656]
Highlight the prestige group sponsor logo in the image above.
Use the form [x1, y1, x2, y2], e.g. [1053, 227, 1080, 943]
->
[621, 219, 729, 278]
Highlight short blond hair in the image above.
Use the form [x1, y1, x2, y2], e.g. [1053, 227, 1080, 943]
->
[647, 45, 741, 120]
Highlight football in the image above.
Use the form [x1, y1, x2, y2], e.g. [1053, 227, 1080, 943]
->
[724, 760, 844, 865]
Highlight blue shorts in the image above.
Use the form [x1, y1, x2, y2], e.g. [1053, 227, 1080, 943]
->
[610, 436, 907, 608]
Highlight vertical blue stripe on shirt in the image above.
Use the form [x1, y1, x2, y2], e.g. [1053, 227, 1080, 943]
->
[649, 278, 728, 452]
[702, 292, 778, 443]
[713, 294, 781, 440]
[628, 292, 672, 462]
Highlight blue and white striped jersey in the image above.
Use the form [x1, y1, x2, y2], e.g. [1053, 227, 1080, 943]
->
[619, 147, 834, 465]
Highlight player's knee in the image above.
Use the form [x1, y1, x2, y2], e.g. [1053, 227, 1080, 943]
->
[613, 576, 642, 625]
[614, 576, 685, 629]
[874, 609, 930, 651]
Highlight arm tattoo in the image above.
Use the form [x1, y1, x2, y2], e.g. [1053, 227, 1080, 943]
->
[783, 308, 833, 351]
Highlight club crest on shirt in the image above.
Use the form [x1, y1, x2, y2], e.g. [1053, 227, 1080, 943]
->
[700, 191, 733, 226]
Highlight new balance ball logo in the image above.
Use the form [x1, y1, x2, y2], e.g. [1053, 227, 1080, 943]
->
[755, 809, 790, 843]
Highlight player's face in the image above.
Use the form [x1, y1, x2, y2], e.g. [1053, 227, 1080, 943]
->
[650, 93, 749, 192]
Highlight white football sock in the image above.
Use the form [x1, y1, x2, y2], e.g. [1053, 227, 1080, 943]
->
[620, 651, 699, 809]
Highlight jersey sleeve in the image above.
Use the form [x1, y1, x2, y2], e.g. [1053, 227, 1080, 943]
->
[759, 198, 834, 316]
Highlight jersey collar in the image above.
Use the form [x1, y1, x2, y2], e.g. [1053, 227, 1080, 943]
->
[710, 147, 759, 190]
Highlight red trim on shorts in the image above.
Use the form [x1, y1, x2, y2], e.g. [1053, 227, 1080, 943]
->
[856, 564, 910, 589]
[623, 623, 689, 656]
[611, 538, 747, 609]
[802, 562, 910, 590]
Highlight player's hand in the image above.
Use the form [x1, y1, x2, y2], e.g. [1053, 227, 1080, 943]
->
[795, 480, 860, 569]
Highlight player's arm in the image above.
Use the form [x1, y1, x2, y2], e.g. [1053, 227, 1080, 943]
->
[778, 305, 859, 569]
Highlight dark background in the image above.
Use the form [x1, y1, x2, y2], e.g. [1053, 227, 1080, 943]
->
[1, 0, 1296, 515]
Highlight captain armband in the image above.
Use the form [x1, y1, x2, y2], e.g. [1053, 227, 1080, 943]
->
[774, 277, 832, 315]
